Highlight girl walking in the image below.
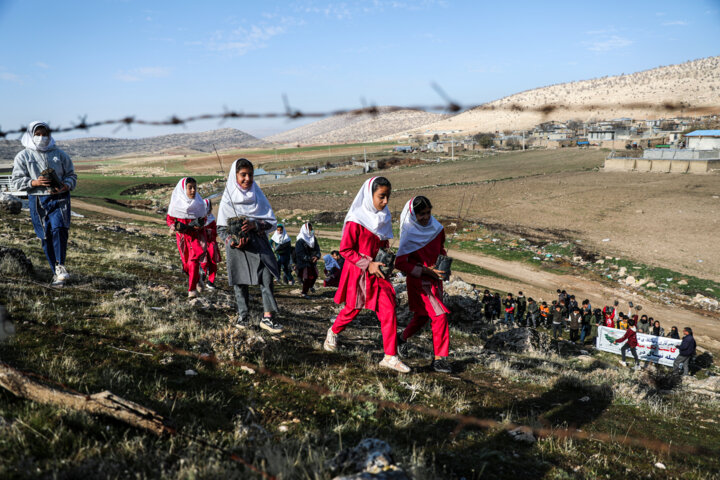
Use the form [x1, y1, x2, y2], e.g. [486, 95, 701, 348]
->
[217, 159, 283, 333]
[270, 224, 294, 285]
[295, 222, 321, 297]
[395, 196, 452, 373]
[323, 177, 409, 373]
[200, 198, 220, 291]
[166, 177, 208, 298]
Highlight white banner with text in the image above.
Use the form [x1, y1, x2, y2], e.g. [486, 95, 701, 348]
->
[596, 326, 681, 366]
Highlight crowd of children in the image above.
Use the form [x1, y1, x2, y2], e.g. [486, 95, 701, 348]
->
[164, 159, 702, 376]
[165, 162, 453, 373]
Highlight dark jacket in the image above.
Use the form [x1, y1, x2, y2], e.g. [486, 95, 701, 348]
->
[551, 309, 564, 325]
[295, 238, 321, 271]
[580, 308, 593, 326]
[527, 302, 539, 315]
[502, 298, 515, 313]
[615, 327, 638, 348]
[678, 335, 696, 357]
[516, 296, 527, 313]
[272, 239, 292, 256]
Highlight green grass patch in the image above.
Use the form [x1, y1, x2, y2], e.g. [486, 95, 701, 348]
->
[74, 174, 217, 200]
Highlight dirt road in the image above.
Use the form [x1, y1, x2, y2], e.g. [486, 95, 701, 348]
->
[73, 200, 166, 225]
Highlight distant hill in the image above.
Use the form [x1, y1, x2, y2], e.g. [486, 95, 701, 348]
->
[394, 56, 720, 136]
[0, 128, 263, 161]
[264, 108, 447, 145]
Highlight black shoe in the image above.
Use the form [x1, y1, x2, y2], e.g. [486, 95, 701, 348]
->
[431, 358, 452, 373]
[259, 316, 283, 334]
[234, 316, 249, 329]
[397, 335, 409, 358]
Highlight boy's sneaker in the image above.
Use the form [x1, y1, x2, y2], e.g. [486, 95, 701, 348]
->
[188, 290, 198, 298]
[379, 355, 410, 373]
[259, 315, 283, 334]
[431, 358, 452, 374]
[323, 327, 338, 351]
[634, 364, 641, 371]
[396, 335, 409, 358]
[51, 275, 65, 287]
[619, 360, 627, 367]
[55, 264, 70, 282]
[234, 316, 249, 329]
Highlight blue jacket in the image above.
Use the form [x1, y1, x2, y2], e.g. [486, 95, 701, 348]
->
[678, 334, 696, 357]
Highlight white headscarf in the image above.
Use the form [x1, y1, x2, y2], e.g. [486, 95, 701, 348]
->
[20, 121, 56, 152]
[167, 177, 207, 219]
[323, 254, 340, 271]
[217, 159, 276, 229]
[397, 197, 443, 257]
[271, 224, 290, 244]
[204, 198, 216, 224]
[297, 222, 316, 248]
[343, 177, 393, 241]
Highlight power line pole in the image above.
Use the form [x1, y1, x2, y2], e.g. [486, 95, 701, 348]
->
[451, 137, 454, 161]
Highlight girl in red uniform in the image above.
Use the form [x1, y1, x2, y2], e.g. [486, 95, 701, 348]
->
[395, 196, 452, 373]
[166, 177, 208, 298]
[323, 177, 410, 373]
[200, 198, 220, 291]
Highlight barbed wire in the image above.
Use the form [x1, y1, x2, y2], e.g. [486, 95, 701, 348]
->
[12, 316, 712, 458]
[0, 95, 717, 140]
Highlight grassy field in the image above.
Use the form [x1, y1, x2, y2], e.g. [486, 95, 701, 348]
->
[1, 211, 719, 479]
[73, 174, 218, 200]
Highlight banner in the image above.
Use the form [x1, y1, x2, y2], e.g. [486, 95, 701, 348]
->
[596, 326, 681, 367]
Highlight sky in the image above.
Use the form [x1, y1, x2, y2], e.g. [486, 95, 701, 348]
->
[0, 0, 719, 140]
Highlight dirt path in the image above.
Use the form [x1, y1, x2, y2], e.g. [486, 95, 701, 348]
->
[73, 200, 166, 225]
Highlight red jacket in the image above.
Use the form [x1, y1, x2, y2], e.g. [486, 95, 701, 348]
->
[615, 327, 638, 348]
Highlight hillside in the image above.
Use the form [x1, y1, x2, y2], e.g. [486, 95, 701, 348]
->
[0, 128, 263, 161]
[264, 107, 447, 145]
[395, 56, 720, 136]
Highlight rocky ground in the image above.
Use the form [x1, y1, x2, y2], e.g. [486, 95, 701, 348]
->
[1, 208, 719, 479]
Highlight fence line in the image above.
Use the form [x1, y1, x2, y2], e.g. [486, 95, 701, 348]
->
[1, 97, 717, 139]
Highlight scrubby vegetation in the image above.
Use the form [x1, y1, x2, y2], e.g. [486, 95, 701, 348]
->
[1, 210, 719, 479]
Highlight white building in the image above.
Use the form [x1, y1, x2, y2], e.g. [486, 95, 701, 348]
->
[684, 130, 720, 150]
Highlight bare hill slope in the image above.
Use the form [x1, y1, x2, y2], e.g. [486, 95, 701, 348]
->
[397, 56, 720, 136]
[0, 128, 263, 161]
[264, 108, 447, 145]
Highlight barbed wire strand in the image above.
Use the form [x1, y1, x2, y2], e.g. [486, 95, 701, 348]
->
[18, 320, 713, 458]
[1, 98, 717, 140]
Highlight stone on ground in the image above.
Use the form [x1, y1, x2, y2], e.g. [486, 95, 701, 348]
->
[327, 438, 409, 480]
[0, 193, 22, 215]
[484, 327, 550, 353]
[0, 246, 33, 277]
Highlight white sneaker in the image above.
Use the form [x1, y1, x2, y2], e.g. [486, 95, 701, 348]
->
[205, 281, 216, 292]
[51, 275, 65, 287]
[188, 290, 198, 298]
[55, 264, 70, 282]
[379, 355, 410, 373]
[323, 327, 338, 351]
[619, 361, 627, 367]
[634, 364, 641, 371]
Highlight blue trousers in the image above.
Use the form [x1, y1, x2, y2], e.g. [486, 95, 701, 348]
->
[504, 312, 515, 325]
[276, 253, 294, 284]
[29, 193, 70, 274]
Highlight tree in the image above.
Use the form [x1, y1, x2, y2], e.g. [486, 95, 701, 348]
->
[432, 134, 440, 142]
[505, 138, 521, 150]
[473, 132, 495, 149]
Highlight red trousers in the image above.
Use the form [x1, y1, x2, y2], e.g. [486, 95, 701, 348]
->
[200, 256, 218, 284]
[176, 233, 204, 292]
[402, 312, 450, 357]
[331, 283, 397, 356]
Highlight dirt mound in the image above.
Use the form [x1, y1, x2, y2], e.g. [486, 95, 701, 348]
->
[0, 193, 22, 215]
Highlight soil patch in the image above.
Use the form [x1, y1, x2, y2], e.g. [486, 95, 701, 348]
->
[120, 183, 172, 196]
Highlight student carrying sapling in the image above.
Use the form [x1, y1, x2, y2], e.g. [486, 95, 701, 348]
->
[217, 158, 283, 334]
[394, 196, 452, 373]
[323, 177, 410, 373]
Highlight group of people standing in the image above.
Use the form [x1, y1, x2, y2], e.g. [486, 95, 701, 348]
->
[166, 162, 452, 373]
